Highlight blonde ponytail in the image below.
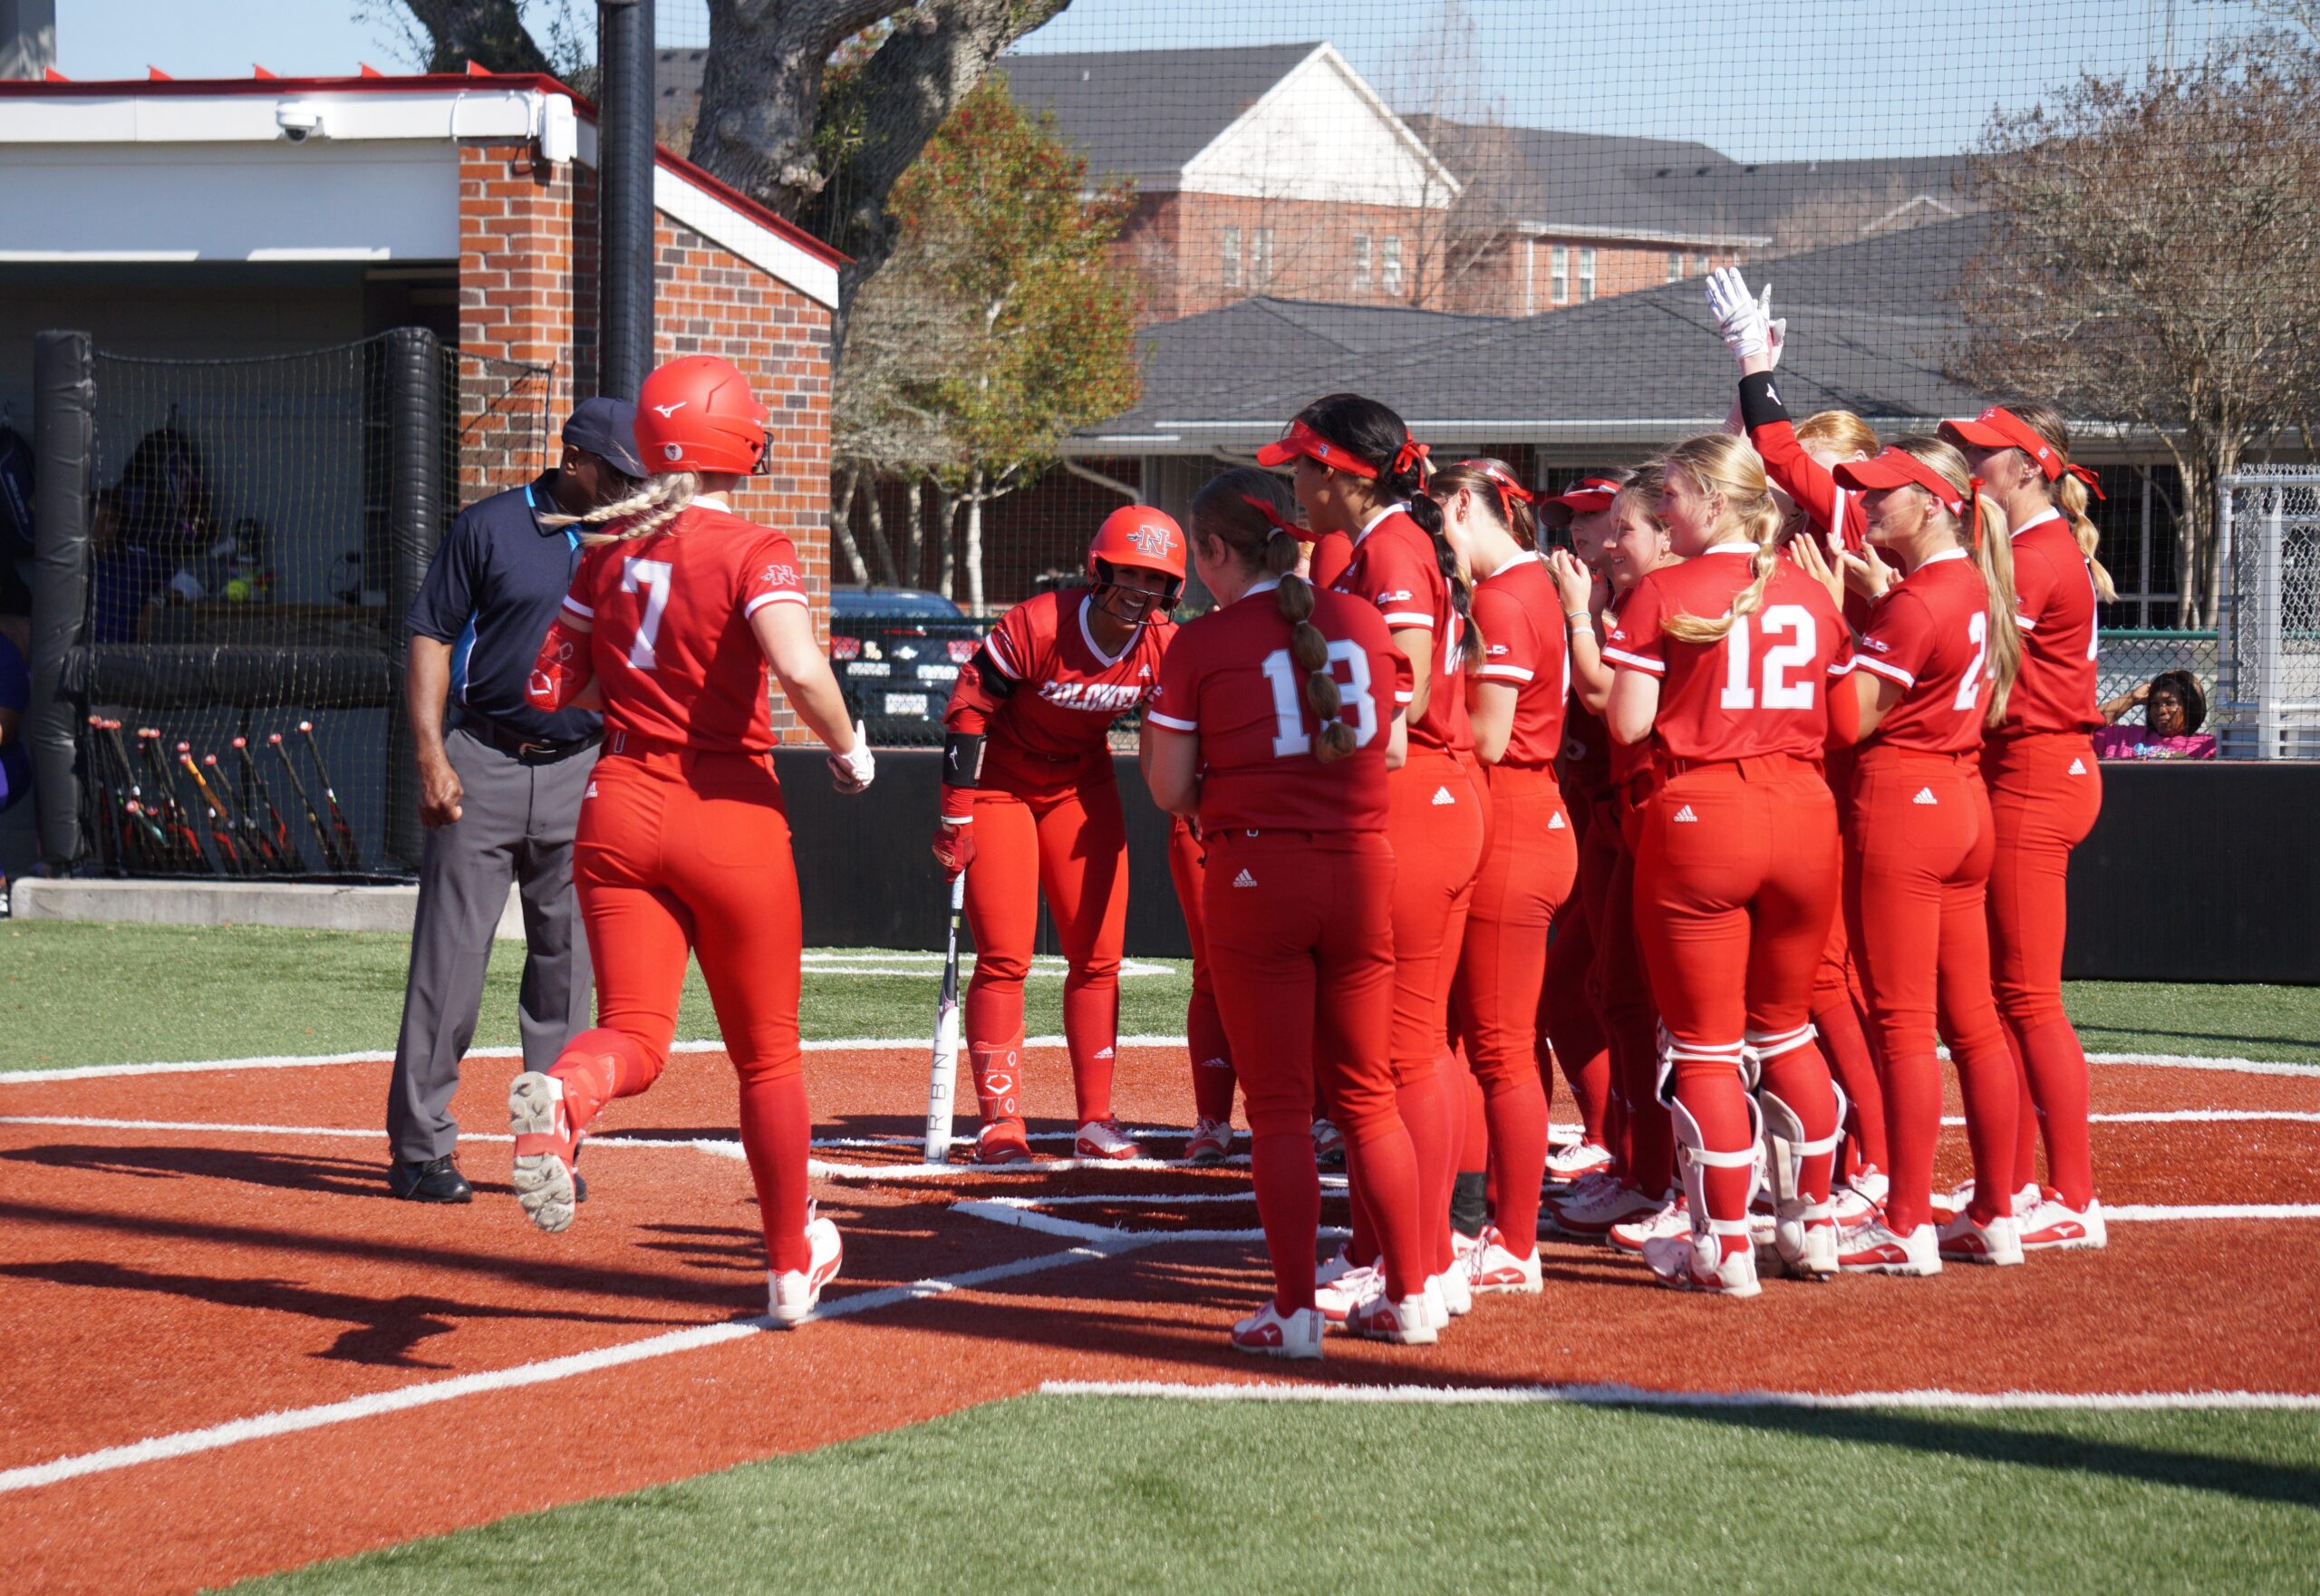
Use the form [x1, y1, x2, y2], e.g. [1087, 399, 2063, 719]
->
[540, 471, 701, 546]
[1658, 433, 1784, 644]
[1884, 436, 2026, 727]
[2001, 400, 2115, 602]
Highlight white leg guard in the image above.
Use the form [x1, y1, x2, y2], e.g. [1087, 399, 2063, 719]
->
[1759, 1081, 1844, 1280]
[1666, 1091, 1761, 1252]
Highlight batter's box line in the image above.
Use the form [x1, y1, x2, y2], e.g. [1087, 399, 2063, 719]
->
[954, 1195, 1350, 1247]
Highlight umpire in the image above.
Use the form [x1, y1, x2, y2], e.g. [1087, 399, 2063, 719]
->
[384, 400, 643, 1201]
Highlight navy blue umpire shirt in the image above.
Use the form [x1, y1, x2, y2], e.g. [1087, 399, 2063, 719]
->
[407, 471, 602, 745]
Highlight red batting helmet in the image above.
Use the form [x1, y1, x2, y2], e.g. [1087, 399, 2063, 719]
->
[633, 356, 768, 476]
[1086, 504, 1186, 624]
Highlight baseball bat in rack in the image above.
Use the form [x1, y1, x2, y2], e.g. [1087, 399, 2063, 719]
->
[270, 732, 343, 872]
[298, 720, 362, 873]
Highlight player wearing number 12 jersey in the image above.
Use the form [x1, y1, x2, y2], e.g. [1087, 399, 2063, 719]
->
[1604, 432, 1850, 1299]
[520, 355, 874, 1326]
[1144, 469, 1434, 1353]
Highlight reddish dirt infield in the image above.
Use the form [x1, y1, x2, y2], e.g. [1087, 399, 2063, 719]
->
[0, 1045, 2315, 1594]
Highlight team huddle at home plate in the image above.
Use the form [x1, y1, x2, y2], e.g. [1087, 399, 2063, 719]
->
[506, 267, 2118, 1358]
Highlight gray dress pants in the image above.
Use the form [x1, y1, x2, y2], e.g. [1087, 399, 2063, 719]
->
[386, 726, 596, 1164]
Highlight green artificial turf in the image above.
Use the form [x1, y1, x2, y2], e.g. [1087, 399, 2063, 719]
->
[237, 1396, 2320, 1594]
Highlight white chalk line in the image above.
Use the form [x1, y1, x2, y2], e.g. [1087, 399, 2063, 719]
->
[799, 952, 1174, 979]
[0, 1240, 1123, 1499]
[1036, 1378, 2320, 1412]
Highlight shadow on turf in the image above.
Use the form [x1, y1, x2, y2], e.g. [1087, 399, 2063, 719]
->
[2, 1141, 414, 1200]
[0, 1258, 670, 1369]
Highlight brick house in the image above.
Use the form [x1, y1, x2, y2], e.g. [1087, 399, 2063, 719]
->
[0, 66, 845, 733]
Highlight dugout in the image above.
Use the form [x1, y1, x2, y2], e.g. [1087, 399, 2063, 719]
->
[0, 67, 844, 879]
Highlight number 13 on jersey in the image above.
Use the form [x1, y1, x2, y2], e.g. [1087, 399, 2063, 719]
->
[1262, 642, 1378, 757]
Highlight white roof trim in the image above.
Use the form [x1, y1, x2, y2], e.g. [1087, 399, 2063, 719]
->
[1184, 43, 1462, 203]
[1513, 220, 1774, 249]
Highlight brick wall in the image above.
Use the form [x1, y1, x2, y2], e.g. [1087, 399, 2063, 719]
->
[453, 139, 836, 742]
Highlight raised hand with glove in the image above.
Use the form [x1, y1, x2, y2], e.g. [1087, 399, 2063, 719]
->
[1706, 266, 1785, 376]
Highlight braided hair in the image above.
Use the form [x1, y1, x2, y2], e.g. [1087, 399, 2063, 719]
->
[1290, 392, 1483, 669]
[1192, 468, 1359, 761]
[538, 471, 701, 546]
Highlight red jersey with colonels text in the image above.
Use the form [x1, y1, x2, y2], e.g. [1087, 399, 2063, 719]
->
[560, 500, 806, 755]
[1146, 582, 1411, 834]
[1468, 552, 1568, 770]
[1851, 548, 1994, 755]
[1330, 506, 1473, 755]
[943, 586, 1174, 795]
[1601, 545, 1851, 761]
[1998, 508, 2104, 738]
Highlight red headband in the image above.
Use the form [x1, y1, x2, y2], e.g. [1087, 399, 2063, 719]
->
[1239, 493, 1301, 537]
[1938, 406, 2107, 501]
[1832, 447, 1970, 517]
[1451, 459, 1534, 527]
[1256, 420, 1378, 479]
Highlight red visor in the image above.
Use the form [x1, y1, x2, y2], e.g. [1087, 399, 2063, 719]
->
[1542, 475, 1622, 514]
[1938, 406, 2106, 499]
[1832, 448, 1968, 516]
[1257, 420, 1378, 479]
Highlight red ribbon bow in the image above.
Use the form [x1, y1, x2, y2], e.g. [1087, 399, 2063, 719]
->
[2064, 461, 2107, 501]
[1239, 493, 1301, 537]
[1392, 435, 1431, 479]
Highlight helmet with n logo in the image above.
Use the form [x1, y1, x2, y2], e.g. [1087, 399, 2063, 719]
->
[1086, 504, 1186, 625]
[633, 356, 768, 476]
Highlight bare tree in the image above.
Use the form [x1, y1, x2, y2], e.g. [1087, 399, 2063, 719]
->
[1951, 35, 2320, 627]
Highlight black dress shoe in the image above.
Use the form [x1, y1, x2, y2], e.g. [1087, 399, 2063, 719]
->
[389, 1155, 474, 1203]
[574, 1168, 589, 1204]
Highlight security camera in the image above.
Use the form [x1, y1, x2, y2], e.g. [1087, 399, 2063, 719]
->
[276, 104, 325, 142]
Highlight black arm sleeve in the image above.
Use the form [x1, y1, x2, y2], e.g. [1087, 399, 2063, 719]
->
[1736, 370, 1793, 433]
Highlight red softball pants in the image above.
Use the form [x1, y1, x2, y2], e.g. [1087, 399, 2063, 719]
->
[1450, 763, 1577, 1252]
[1844, 747, 2018, 1234]
[1167, 816, 1235, 1125]
[958, 779, 1128, 1127]
[1599, 798, 1673, 1198]
[1984, 731, 2102, 1207]
[1538, 797, 1617, 1166]
[1815, 745, 1888, 1179]
[1204, 829, 1429, 1308]
[549, 746, 814, 1272]
[1631, 755, 1841, 1240]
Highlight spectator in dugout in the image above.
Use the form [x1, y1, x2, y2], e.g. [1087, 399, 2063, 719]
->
[382, 398, 644, 1203]
[2094, 668, 2215, 759]
[87, 427, 218, 645]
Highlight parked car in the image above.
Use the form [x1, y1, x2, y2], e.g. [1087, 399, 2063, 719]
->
[828, 585, 988, 746]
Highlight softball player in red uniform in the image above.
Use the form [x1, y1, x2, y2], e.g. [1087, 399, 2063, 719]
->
[1604, 433, 1850, 1299]
[1145, 469, 1435, 1352]
[1169, 816, 1239, 1164]
[1793, 441, 2026, 1273]
[1707, 268, 1892, 1214]
[1262, 394, 1484, 1324]
[517, 355, 874, 1325]
[1434, 459, 1574, 1291]
[1551, 472, 1690, 1245]
[931, 508, 1185, 1165]
[1939, 401, 2114, 1250]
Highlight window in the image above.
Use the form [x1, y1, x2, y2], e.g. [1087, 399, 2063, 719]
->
[1221, 227, 1242, 288]
[1252, 227, 1275, 289]
[1578, 247, 1597, 303]
[1550, 245, 1569, 304]
[1694, 252, 1710, 276]
[1381, 235, 1404, 295]
[1352, 233, 1372, 292]
[1668, 251, 1684, 282]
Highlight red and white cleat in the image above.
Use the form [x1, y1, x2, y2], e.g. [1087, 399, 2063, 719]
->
[2017, 1192, 2106, 1252]
[1434, 1262, 1471, 1320]
[1074, 1117, 1142, 1161]
[508, 1071, 580, 1234]
[1640, 1233, 1761, 1299]
[768, 1209, 844, 1326]
[975, 1118, 1033, 1166]
[1544, 1177, 1660, 1239]
[1831, 1168, 1889, 1228]
[1342, 1289, 1438, 1345]
[1937, 1208, 2024, 1265]
[1314, 1264, 1381, 1324]
[1465, 1225, 1543, 1294]
[1184, 1117, 1233, 1166]
[1543, 1139, 1613, 1186]
[1231, 1301, 1324, 1360]
[1836, 1215, 1942, 1276]
[1315, 1244, 1362, 1289]
[1930, 1179, 2038, 1227]
[1609, 1193, 1688, 1255]
[1310, 1117, 1347, 1170]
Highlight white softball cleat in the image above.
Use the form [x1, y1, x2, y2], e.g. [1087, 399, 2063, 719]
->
[1937, 1208, 2025, 1265]
[508, 1071, 579, 1235]
[768, 1211, 844, 1326]
[1835, 1215, 1942, 1276]
[1434, 1262, 1471, 1320]
[2017, 1192, 2107, 1252]
[1342, 1289, 1438, 1345]
[1313, 1263, 1381, 1324]
[1609, 1193, 1688, 1255]
[1073, 1117, 1143, 1161]
[1231, 1301, 1324, 1360]
[1830, 1168, 1889, 1228]
[1183, 1117, 1233, 1166]
[1543, 1139, 1612, 1185]
[1465, 1226, 1543, 1293]
[1641, 1233, 1762, 1299]
[1544, 1177, 1659, 1238]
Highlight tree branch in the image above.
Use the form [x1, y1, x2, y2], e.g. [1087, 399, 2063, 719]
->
[397, 0, 554, 73]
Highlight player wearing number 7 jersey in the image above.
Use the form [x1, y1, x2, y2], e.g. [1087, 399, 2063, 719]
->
[1144, 469, 1435, 1352]
[1603, 433, 1850, 1298]
[521, 355, 874, 1327]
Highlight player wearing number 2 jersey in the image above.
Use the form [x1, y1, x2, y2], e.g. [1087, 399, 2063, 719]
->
[1145, 469, 1434, 1353]
[1604, 432, 1850, 1299]
[1801, 440, 2025, 1275]
[519, 355, 874, 1326]
[1939, 401, 2114, 1252]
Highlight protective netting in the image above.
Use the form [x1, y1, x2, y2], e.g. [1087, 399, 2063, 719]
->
[624, 3, 2320, 750]
[2218, 468, 2320, 758]
[73, 335, 551, 875]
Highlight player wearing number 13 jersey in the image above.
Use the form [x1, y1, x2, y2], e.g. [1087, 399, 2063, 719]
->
[520, 355, 875, 1328]
[1603, 432, 1849, 1299]
[1144, 469, 1435, 1353]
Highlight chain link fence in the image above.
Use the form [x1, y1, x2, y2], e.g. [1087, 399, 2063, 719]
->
[2218, 467, 2320, 759]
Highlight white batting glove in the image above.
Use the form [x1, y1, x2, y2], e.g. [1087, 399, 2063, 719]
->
[1705, 267, 1773, 363]
[827, 722, 875, 793]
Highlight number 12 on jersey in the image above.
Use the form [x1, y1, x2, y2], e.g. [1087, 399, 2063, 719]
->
[1262, 642, 1378, 757]
[1718, 603, 1819, 710]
